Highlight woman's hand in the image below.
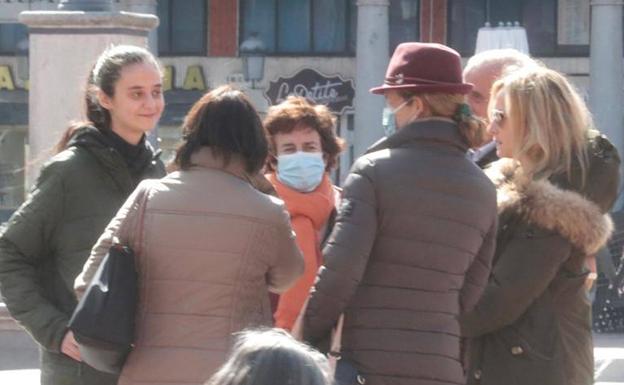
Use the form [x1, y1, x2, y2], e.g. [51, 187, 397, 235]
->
[61, 330, 82, 362]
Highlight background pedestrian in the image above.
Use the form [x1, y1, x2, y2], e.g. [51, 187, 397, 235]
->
[263, 96, 344, 331]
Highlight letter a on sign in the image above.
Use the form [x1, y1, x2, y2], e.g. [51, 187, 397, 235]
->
[163, 66, 174, 91]
[0, 66, 16, 91]
[183, 65, 206, 90]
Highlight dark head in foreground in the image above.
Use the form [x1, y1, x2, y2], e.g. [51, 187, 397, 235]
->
[206, 329, 331, 385]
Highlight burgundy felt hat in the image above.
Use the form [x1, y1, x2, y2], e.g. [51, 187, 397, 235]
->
[370, 42, 473, 95]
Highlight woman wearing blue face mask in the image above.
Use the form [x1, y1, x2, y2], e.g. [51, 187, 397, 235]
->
[301, 43, 498, 385]
[263, 96, 345, 331]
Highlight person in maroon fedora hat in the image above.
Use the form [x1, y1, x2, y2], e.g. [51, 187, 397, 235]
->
[370, 42, 473, 95]
[302, 42, 498, 385]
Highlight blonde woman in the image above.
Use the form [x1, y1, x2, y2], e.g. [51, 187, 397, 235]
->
[459, 67, 620, 385]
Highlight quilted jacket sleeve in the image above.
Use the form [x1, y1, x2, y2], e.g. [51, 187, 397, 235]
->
[459, 217, 497, 313]
[0, 162, 67, 352]
[266, 203, 305, 293]
[303, 157, 378, 342]
[459, 224, 572, 337]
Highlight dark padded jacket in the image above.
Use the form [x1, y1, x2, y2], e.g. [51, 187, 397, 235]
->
[303, 118, 498, 385]
[0, 126, 164, 353]
[461, 133, 620, 385]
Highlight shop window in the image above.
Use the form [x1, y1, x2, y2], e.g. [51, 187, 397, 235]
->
[389, 0, 420, 52]
[240, 0, 357, 55]
[0, 128, 26, 222]
[157, 0, 207, 56]
[0, 23, 28, 55]
[448, 0, 585, 57]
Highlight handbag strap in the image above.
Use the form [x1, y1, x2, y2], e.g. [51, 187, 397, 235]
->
[133, 181, 152, 256]
[117, 181, 152, 256]
[329, 314, 345, 357]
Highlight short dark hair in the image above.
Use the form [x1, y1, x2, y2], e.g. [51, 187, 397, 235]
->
[173, 86, 268, 174]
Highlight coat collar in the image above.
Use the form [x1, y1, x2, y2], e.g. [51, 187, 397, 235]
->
[486, 158, 613, 255]
[190, 147, 248, 178]
[367, 118, 468, 154]
[189, 147, 275, 195]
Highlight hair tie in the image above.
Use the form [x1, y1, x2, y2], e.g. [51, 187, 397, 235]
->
[453, 103, 472, 122]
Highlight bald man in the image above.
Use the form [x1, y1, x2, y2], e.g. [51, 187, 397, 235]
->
[463, 49, 537, 167]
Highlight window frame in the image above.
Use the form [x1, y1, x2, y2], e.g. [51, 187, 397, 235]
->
[240, 0, 356, 57]
[0, 23, 28, 56]
[447, 0, 590, 58]
[389, 0, 420, 54]
[157, 0, 208, 57]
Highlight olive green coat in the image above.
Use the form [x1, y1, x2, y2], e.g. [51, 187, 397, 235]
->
[0, 126, 164, 384]
[460, 133, 619, 385]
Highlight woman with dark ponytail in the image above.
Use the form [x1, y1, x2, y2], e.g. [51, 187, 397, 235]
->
[0, 45, 166, 385]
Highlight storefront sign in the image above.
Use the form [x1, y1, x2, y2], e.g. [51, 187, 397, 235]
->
[0, 64, 208, 92]
[0, 65, 19, 91]
[163, 65, 207, 91]
[265, 68, 355, 114]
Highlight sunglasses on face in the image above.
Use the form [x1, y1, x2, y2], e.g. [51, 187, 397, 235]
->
[491, 109, 505, 124]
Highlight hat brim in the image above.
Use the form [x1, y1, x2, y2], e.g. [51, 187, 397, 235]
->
[370, 82, 473, 95]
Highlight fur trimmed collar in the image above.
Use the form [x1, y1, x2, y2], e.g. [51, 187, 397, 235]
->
[486, 159, 613, 255]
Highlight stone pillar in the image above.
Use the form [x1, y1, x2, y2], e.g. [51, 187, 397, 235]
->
[122, 0, 158, 52]
[354, 0, 390, 158]
[121, 0, 160, 148]
[20, 9, 158, 185]
[589, 0, 624, 207]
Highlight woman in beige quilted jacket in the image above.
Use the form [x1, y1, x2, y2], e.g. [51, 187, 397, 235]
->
[75, 85, 304, 385]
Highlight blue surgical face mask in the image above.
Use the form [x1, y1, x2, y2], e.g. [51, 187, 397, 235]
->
[276, 151, 325, 193]
[382, 98, 411, 137]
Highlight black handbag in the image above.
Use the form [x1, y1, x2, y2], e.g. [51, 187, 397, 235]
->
[334, 357, 366, 385]
[68, 244, 138, 373]
[68, 184, 150, 374]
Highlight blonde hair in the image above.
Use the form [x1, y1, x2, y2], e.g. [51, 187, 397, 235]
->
[206, 328, 331, 385]
[400, 91, 487, 148]
[490, 67, 590, 181]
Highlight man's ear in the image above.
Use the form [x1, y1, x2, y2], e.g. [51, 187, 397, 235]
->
[97, 90, 113, 110]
